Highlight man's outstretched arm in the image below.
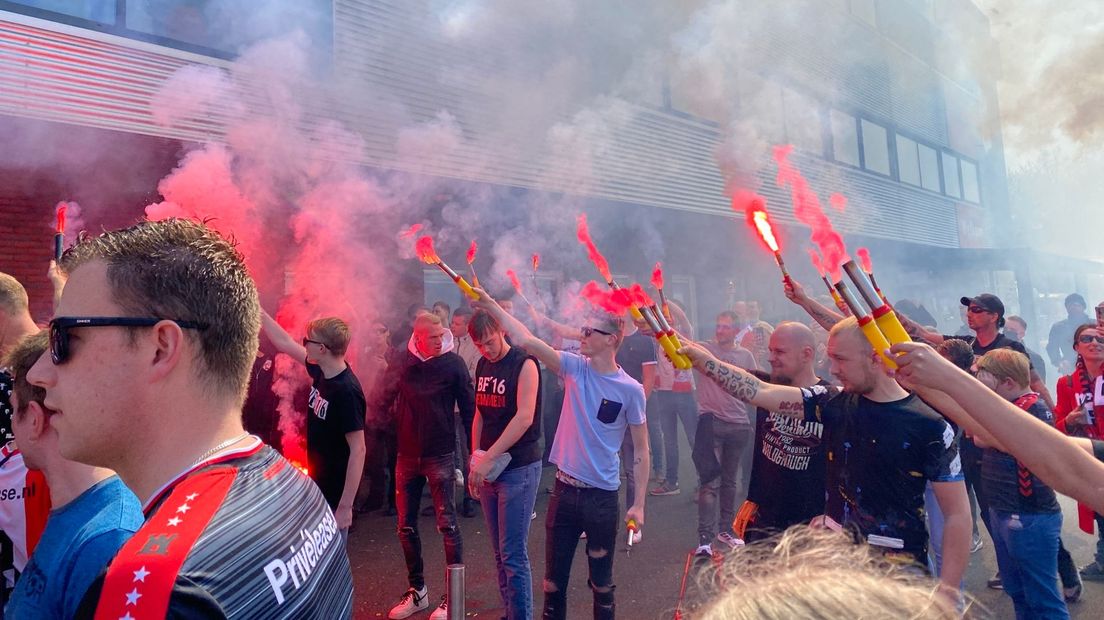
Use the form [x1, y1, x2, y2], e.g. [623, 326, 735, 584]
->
[680, 341, 805, 415]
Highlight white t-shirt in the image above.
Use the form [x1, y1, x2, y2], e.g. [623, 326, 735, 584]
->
[550, 352, 646, 490]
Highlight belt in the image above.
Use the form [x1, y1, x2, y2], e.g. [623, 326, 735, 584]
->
[555, 470, 596, 489]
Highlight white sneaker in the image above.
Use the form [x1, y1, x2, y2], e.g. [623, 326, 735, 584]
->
[694, 543, 713, 558]
[429, 595, 448, 620]
[454, 468, 465, 487]
[388, 586, 429, 619]
[716, 531, 744, 550]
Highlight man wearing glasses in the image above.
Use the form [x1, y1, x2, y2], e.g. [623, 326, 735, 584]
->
[29, 219, 353, 618]
[472, 288, 648, 620]
[260, 313, 367, 532]
[902, 293, 1055, 409]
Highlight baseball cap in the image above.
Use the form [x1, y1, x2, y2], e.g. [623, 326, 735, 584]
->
[1065, 293, 1087, 308]
[961, 293, 1005, 318]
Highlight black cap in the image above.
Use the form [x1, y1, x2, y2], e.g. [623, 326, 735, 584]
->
[961, 293, 1005, 325]
[1065, 293, 1087, 308]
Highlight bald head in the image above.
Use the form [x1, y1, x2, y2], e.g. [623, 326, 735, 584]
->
[768, 321, 817, 385]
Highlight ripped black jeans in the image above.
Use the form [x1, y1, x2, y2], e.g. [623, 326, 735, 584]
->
[542, 479, 619, 620]
[396, 453, 463, 590]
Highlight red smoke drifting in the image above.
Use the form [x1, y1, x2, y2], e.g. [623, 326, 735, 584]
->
[651, 262, 664, 290]
[506, 269, 523, 294]
[576, 213, 613, 282]
[581, 281, 633, 314]
[808, 247, 827, 277]
[400, 223, 423, 239]
[829, 193, 847, 213]
[772, 145, 848, 280]
[856, 247, 873, 274]
[628, 283, 654, 308]
[467, 239, 478, 264]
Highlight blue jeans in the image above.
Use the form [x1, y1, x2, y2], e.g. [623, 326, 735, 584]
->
[396, 453, 464, 590]
[654, 391, 697, 487]
[989, 509, 1069, 620]
[480, 461, 541, 620]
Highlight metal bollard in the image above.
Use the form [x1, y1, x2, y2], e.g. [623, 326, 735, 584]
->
[446, 564, 465, 619]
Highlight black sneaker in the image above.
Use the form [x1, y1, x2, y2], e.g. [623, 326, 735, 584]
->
[1081, 561, 1104, 582]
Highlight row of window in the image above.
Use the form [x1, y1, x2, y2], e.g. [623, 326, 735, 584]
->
[2, 0, 331, 57]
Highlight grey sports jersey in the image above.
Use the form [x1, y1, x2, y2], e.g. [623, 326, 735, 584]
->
[76, 445, 353, 619]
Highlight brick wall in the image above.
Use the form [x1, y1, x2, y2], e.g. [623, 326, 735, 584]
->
[0, 171, 64, 323]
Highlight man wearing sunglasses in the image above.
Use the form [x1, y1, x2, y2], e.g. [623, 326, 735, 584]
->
[903, 293, 1056, 410]
[28, 219, 354, 618]
[472, 288, 647, 620]
[260, 313, 367, 532]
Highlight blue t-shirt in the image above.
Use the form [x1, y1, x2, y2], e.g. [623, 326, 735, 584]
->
[5, 476, 142, 619]
[550, 352, 646, 490]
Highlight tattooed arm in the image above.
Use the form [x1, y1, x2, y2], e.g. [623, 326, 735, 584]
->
[680, 341, 805, 416]
[783, 278, 844, 331]
[896, 311, 943, 344]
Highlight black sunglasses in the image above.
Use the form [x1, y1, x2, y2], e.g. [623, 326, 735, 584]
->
[49, 317, 208, 364]
[966, 306, 992, 314]
[581, 326, 614, 338]
[302, 337, 327, 348]
[1078, 335, 1104, 345]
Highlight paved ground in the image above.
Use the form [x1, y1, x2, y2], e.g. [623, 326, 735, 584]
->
[347, 454, 1104, 619]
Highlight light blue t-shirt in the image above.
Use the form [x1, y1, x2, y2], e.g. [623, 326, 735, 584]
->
[550, 352, 646, 490]
[5, 476, 142, 619]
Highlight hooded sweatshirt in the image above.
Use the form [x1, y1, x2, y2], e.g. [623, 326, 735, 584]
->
[373, 329, 475, 458]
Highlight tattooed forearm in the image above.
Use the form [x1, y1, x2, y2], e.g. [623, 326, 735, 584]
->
[704, 359, 761, 402]
[804, 300, 843, 331]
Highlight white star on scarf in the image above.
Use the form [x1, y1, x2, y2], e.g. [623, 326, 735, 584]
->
[133, 566, 150, 582]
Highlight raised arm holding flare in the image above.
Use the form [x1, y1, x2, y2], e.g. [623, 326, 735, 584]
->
[783, 278, 845, 331]
[891, 340, 1104, 515]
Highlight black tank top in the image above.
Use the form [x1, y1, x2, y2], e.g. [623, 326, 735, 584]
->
[475, 346, 542, 469]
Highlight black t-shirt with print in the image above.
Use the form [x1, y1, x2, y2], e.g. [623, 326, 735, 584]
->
[946, 333, 1030, 364]
[475, 346, 543, 470]
[982, 396, 1060, 514]
[305, 362, 367, 509]
[0, 370, 13, 443]
[746, 378, 831, 530]
[802, 386, 962, 564]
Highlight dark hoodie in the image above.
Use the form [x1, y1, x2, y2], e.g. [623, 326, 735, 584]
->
[374, 347, 476, 458]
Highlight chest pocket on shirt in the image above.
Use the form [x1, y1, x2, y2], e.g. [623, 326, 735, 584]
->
[597, 399, 623, 424]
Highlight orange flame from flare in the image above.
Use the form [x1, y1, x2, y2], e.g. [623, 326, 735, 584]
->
[506, 269, 522, 293]
[576, 214, 612, 282]
[415, 235, 439, 264]
[651, 262, 664, 290]
[751, 210, 780, 253]
[467, 240, 478, 264]
[55, 202, 67, 234]
[531, 253, 540, 272]
[290, 460, 309, 476]
[856, 247, 873, 274]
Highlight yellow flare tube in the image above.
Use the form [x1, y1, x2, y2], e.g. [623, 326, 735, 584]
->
[859, 319, 897, 369]
[874, 310, 911, 346]
[628, 305, 645, 321]
[657, 332, 691, 369]
[454, 276, 479, 300]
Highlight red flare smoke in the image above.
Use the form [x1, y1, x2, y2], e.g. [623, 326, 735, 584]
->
[581, 281, 633, 315]
[415, 235, 439, 264]
[506, 269, 523, 293]
[400, 223, 423, 239]
[651, 262, 664, 290]
[531, 253, 540, 272]
[773, 145, 848, 280]
[856, 247, 873, 274]
[628, 283, 654, 308]
[576, 214, 613, 282]
[808, 248, 827, 278]
[829, 193, 847, 212]
[55, 202, 67, 234]
[467, 240, 478, 265]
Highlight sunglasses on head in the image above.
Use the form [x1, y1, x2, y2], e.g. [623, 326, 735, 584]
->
[581, 326, 614, 338]
[967, 306, 992, 314]
[49, 316, 208, 365]
[1078, 335, 1104, 345]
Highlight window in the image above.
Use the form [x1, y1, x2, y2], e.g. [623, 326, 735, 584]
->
[782, 87, 822, 154]
[917, 143, 940, 192]
[942, 152, 961, 198]
[830, 110, 860, 167]
[897, 135, 921, 186]
[3, 1, 115, 22]
[961, 159, 981, 203]
[860, 119, 890, 175]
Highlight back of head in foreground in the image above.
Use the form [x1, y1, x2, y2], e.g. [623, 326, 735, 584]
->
[696, 526, 963, 620]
